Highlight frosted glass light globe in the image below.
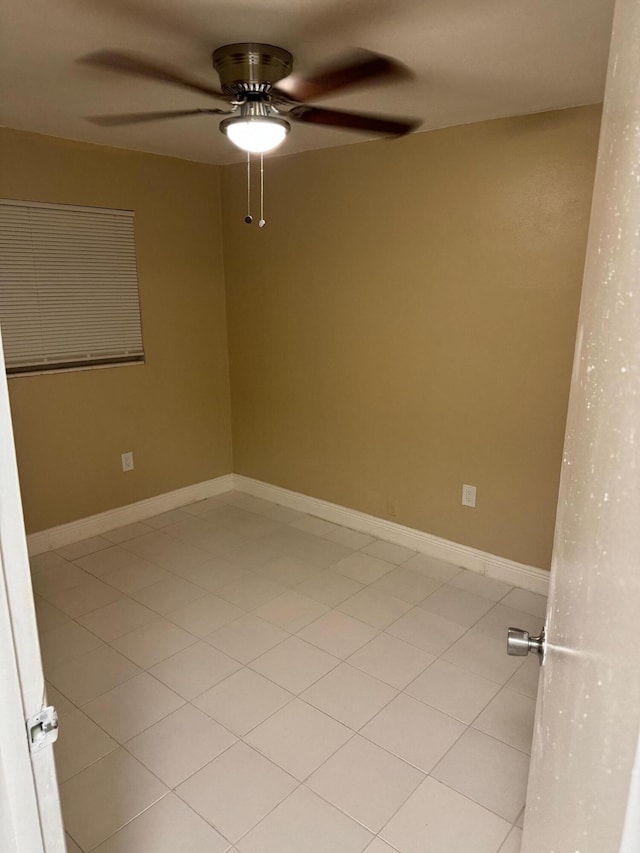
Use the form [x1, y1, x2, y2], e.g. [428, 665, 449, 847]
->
[223, 117, 289, 153]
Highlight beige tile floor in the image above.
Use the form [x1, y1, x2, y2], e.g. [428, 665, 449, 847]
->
[32, 491, 546, 853]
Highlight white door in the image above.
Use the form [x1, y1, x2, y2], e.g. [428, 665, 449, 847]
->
[522, 0, 640, 850]
[0, 330, 66, 848]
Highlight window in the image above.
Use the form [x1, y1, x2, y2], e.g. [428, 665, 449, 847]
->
[0, 199, 145, 375]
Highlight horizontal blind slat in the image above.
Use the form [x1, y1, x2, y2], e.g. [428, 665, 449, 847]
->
[0, 199, 144, 373]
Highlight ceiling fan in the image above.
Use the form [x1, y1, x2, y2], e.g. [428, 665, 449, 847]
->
[81, 43, 421, 155]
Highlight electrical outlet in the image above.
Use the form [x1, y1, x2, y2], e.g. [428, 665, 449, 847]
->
[121, 451, 134, 472]
[462, 483, 476, 508]
[386, 497, 398, 518]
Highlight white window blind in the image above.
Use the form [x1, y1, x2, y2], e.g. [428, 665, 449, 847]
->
[0, 199, 144, 375]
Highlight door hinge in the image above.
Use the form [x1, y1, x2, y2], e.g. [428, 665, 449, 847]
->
[26, 706, 59, 753]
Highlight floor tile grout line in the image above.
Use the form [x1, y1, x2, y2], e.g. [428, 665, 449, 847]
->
[413, 717, 528, 820]
[56, 622, 408, 801]
[46, 657, 143, 707]
[401, 650, 504, 693]
[373, 771, 514, 851]
[299, 772, 423, 839]
[44, 555, 532, 714]
[374, 593, 531, 679]
[40, 493, 540, 851]
[466, 684, 535, 756]
[52, 621, 529, 793]
[195, 682, 297, 739]
[83, 789, 172, 852]
[60, 695, 246, 843]
[426, 776, 517, 838]
[57, 652, 529, 800]
[170, 742, 302, 848]
[39, 490, 530, 597]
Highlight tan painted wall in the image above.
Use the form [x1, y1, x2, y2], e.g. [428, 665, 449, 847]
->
[222, 105, 602, 569]
[0, 129, 232, 533]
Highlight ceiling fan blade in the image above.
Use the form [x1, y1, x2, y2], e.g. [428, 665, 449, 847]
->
[85, 108, 228, 126]
[274, 50, 412, 103]
[79, 50, 226, 100]
[289, 105, 420, 136]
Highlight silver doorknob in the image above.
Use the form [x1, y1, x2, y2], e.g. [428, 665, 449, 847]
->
[507, 626, 545, 663]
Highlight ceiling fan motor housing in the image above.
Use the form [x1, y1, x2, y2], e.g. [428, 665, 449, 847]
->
[212, 43, 293, 96]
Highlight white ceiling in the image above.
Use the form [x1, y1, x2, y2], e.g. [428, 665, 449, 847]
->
[0, 0, 615, 165]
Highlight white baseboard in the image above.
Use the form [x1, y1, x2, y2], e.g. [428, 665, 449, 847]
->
[233, 474, 550, 595]
[26, 474, 234, 556]
[26, 470, 549, 595]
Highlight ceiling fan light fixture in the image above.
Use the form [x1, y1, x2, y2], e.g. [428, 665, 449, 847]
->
[220, 115, 290, 153]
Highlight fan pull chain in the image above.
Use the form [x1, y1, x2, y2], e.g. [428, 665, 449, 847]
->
[259, 152, 266, 228]
[244, 152, 253, 224]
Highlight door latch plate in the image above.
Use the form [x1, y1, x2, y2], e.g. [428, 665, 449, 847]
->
[27, 705, 59, 753]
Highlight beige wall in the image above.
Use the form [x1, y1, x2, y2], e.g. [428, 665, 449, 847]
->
[222, 105, 602, 569]
[0, 129, 232, 533]
[0, 107, 601, 565]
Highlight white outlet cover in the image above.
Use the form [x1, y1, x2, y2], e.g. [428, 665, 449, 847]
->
[462, 484, 476, 507]
[121, 451, 134, 472]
